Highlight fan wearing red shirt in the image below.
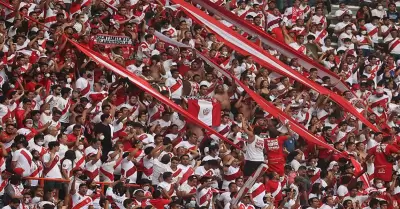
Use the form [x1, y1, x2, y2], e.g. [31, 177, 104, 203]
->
[366, 136, 400, 182]
[66, 125, 87, 148]
[113, 7, 130, 25]
[265, 171, 283, 205]
[149, 189, 172, 209]
[15, 98, 32, 128]
[25, 74, 44, 93]
[264, 126, 294, 176]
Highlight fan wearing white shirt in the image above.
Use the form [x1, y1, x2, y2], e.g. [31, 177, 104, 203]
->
[343, 188, 369, 207]
[11, 135, 33, 177]
[338, 26, 355, 47]
[337, 176, 352, 200]
[69, 172, 93, 209]
[320, 196, 337, 209]
[371, 4, 387, 19]
[2, 198, 21, 209]
[335, 14, 357, 35]
[307, 197, 321, 209]
[42, 141, 63, 197]
[335, 3, 353, 20]
[151, 112, 172, 135]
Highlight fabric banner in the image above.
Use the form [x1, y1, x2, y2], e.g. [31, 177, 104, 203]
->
[66, 38, 242, 150]
[186, 98, 221, 127]
[154, 31, 343, 155]
[94, 34, 133, 46]
[170, 0, 380, 133]
[231, 164, 268, 205]
[191, 0, 351, 94]
[350, 157, 371, 188]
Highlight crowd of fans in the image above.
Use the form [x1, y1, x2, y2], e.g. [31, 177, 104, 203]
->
[0, 0, 399, 208]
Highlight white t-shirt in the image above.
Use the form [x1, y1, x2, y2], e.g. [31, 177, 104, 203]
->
[244, 135, 265, 162]
[71, 192, 93, 209]
[54, 97, 70, 123]
[45, 95, 61, 111]
[337, 185, 349, 197]
[11, 148, 33, 177]
[42, 152, 62, 178]
[62, 159, 73, 178]
[106, 187, 127, 209]
[165, 78, 183, 99]
[152, 159, 172, 185]
[44, 134, 57, 147]
[75, 77, 90, 96]
[217, 192, 232, 205]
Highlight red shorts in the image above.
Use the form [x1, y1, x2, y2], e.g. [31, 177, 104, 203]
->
[268, 160, 285, 176]
[375, 165, 392, 182]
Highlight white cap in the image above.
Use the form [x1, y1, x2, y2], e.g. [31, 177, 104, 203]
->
[328, 161, 338, 170]
[246, 12, 257, 18]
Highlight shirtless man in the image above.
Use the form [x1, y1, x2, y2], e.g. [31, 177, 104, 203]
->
[185, 60, 205, 80]
[255, 68, 270, 90]
[149, 55, 166, 83]
[234, 92, 255, 119]
[140, 67, 157, 83]
[213, 83, 236, 110]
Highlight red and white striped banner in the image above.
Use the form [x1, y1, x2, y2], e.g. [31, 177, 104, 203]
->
[66, 38, 242, 150]
[231, 164, 268, 206]
[170, 0, 380, 133]
[191, 0, 351, 94]
[154, 31, 346, 151]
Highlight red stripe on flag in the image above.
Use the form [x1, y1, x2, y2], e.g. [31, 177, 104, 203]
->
[65, 38, 242, 150]
[171, 0, 380, 133]
[190, 0, 352, 94]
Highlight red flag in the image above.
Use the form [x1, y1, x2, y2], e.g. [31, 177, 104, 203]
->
[65, 38, 241, 150]
[171, 0, 380, 133]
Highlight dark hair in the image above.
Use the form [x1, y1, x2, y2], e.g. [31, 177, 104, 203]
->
[369, 198, 380, 208]
[48, 141, 60, 150]
[101, 113, 111, 122]
[123, 199, 133, 207]
[53, 109, 62, 116]
[79, 183, 87, 189]
[9, 175, 21, 185]
[43, 204, 55, 209]
[162, 172, 172, 180]
[73, 124, 82, 130]
[34, 134, 44, 142]
[160, 154, 171, 164]
[10, 198, 20, 204]
[15, 135, 28, 147]
[61, 87, 71, 96]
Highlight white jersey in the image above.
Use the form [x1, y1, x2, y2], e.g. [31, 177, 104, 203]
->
[75, 77, 91, 97]
[106, 187, 127, 209]
[244, 135, 265, 162]
[42, 152, 62, 178]
[71, 193, 93, 209]
[11, 148, 33, 177]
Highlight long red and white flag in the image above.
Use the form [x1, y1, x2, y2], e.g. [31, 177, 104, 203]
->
[170, 0, 380, 133]
[191, 0, 351, 94]
[231, 164, 268, 206]
[186, 99, 221, 127]
[153, 31, 355, 153]
[66, 38, 241, 150]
